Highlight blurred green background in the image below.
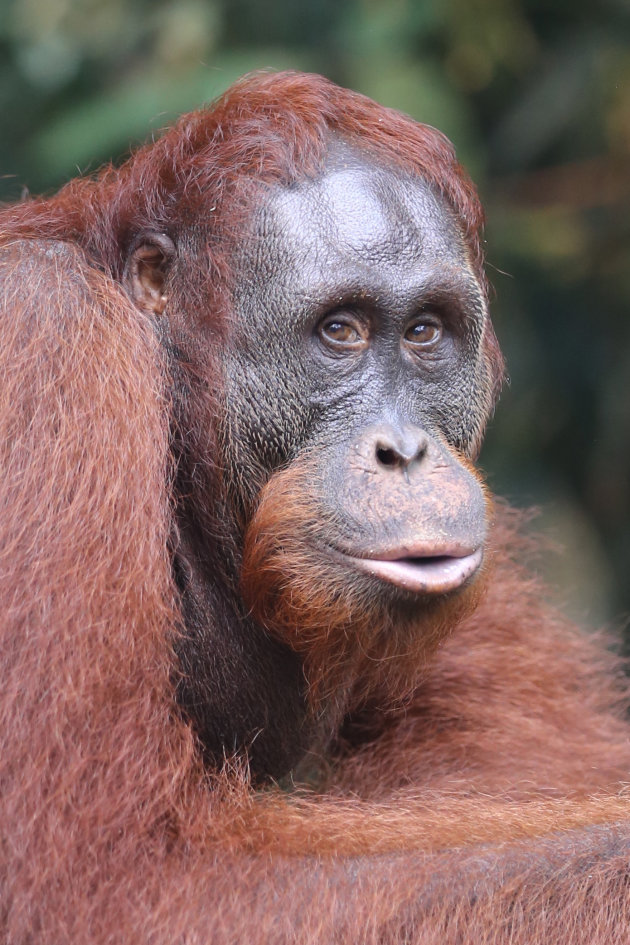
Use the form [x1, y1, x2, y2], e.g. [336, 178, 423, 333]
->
[1, 0, 628, 629]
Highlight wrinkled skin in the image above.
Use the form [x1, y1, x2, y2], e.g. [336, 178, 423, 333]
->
[173, 148, 494, 781]
[228, 148, 493, 478]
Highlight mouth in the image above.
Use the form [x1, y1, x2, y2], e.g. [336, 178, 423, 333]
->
[347, 546, 484, 594]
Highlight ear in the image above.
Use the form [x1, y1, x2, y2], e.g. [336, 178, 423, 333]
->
[123, 233, 175, 316]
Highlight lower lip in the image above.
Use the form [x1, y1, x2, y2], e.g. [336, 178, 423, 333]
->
[349, 547, 484, 594]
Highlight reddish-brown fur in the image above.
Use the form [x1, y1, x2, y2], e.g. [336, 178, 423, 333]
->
[1, 72, 630, 944]
[241, 453, 487, 711]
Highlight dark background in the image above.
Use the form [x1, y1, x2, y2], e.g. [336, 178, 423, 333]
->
[1, 0, 628, 630]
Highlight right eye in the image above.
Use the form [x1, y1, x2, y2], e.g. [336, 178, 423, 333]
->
[318, 314, 368, 351]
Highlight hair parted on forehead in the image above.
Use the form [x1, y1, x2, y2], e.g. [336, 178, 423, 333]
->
[1, 70, 501, 399]
[3, 71, 486, 294]
[134, 71, 487, 285]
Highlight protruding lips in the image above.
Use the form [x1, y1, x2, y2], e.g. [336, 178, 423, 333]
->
[345, 544, 484, 594]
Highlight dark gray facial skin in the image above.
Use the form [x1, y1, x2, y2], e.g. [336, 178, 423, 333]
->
[176, 147, 495, 781]
[226, 147, 492, 495]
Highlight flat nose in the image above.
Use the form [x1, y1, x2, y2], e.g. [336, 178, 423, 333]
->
[373, 425, 428, 470]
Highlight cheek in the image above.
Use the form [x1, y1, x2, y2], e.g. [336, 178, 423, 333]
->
[224, 347, 312, 479]
[421, 348, 493, 456]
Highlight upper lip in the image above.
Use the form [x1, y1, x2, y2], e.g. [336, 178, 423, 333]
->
[358, 543, 480, 561]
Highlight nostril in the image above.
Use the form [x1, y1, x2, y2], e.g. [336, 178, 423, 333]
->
[374, 429, 428, 469]
[376, 446, 399, 468]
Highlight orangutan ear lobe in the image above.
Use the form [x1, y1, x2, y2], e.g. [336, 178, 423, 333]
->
[124, 233, 175, 316]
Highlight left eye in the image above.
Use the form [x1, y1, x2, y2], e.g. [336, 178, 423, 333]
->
[404, 320, 442, 348]
[317, 313, 368, 351]
[322, 320, 360, 344]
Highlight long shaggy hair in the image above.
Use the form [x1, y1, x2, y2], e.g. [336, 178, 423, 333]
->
[1, 72, 630, 945]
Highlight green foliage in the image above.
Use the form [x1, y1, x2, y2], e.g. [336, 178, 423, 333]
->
[1, 0, 629, 623]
